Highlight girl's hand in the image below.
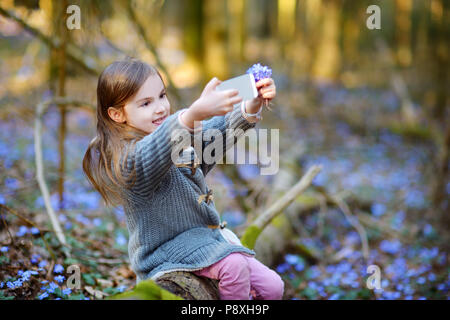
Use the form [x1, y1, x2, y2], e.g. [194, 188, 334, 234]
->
[247, 78, 276, 113]
[190, 77, 243, 120]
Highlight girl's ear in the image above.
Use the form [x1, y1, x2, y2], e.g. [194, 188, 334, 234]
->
[108, 107, 126, 123]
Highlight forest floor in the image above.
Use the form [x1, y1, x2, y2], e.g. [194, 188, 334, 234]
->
[0, 81, 448, 300]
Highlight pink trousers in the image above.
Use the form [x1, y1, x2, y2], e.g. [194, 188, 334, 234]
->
[193, 252, 284, 300]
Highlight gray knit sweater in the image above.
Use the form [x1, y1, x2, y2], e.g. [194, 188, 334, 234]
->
[119, 103, 259, 282]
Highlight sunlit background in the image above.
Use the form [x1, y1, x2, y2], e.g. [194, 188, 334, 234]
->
[0, 0, 448, 300]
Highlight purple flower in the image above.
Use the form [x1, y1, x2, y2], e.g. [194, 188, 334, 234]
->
[37, 292, 49, 300]
[328, 293, 340, 300]
[53, 264, 64, 274]
[246, 63, 272, 82]
[54, 275, 65, 283]
[371, 203, 386, 217]
[285, 254, 299, 265]
[16, 226, 29, 237]
[276, 263, 290, 274]
[92, 218, 102, 227]
[115, 233, 127, 246]
[1, 246, 8, 253]
[38, 260, 48, 268]
[30, 254, 41, 264]
[379, 239, 402, 255]
[45, 282, 59, 293]
[62, 288, 72, 295]
[117, 285, 127, 293]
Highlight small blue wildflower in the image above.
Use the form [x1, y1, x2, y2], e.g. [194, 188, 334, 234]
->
[7, 281, 15, 289]
[417, 277, 426, 284]
[294, 262, 305, 272]
[37, 292, 49, 300]
[379, 239, 402, 254]
[21, 272, 31, 282]
[54, 275, 65, 283]
[428, 273, 436, 281]
[30, 254, 41, 264]
[59, 214, 68, 223]
[38, 260, 48, 268]
[308, 266, 321, 280]
[13, 279, 23, 288]
[53, 264, 64, 274]
[328, 293, 340, 300]
[30, 227, 40, 235]
[41, 280, 48, 284]
[246, 63, 272, 82]
[285, 254, 298, 265]
[419, 247, 439, 260]
[55, 297, 61, 300]
[92, 218, 102, 227]
[276, 263, 290, 274]
[1, 246, 8, 253]
[16, 225, 29, 237]
[371, 203, 386, 217]
[45, 282, 59, 294]
[75, 213, 90, 226]
[49, 282, 59, 290]
[17, 270, 24, 276]
[117, 285, 127, 293]
[115, 233, 127, 246]
[308, 281, 318, 290]
[62, 288, 72, 295]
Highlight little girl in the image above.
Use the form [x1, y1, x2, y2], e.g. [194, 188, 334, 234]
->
[82, 57, 283, 300]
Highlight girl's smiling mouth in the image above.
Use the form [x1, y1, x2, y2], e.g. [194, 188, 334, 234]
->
[152, 115, 167, 125]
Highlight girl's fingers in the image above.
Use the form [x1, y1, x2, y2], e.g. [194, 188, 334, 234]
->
[256, 78, 273, 88]
[225, 89, 240, 97]
[232, 96, 243, 104]
[263, 93, 275, 99]
[260, 86, 276, 96]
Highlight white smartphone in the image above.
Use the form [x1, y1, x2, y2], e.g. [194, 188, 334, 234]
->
[215, 73, 258, 107]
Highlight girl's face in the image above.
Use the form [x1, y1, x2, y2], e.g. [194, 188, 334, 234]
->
[108, 74, 170, 134]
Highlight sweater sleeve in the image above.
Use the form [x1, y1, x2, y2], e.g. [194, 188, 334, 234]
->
[199, 101, 261, 177]
[127, 108, 196, 195]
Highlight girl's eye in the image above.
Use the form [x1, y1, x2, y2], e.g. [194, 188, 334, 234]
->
[160, 92, 166, 99]
[142, 101, 150, 107]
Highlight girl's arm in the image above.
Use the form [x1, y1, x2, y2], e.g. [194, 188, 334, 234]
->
[198, 77, 275, 176]
[197, 100, 262, 177]
[128, 108, 196, 195]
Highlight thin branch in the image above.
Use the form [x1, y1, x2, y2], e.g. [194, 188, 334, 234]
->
[241, 165, 322, 249]
[0, 6, 101, 76]
[0, 204, 56, 261]
[330, 194, 370, 262]
[123, 0, 182, 104]
[0, 207, 14, 246]
[253, 165, 322, 231]
[34, 97, 95, 255]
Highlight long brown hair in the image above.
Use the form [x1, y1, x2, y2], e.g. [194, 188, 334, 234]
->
[82, 57, 165, 207]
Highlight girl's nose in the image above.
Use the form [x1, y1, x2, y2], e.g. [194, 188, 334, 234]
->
[155, 104, 166, 114]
